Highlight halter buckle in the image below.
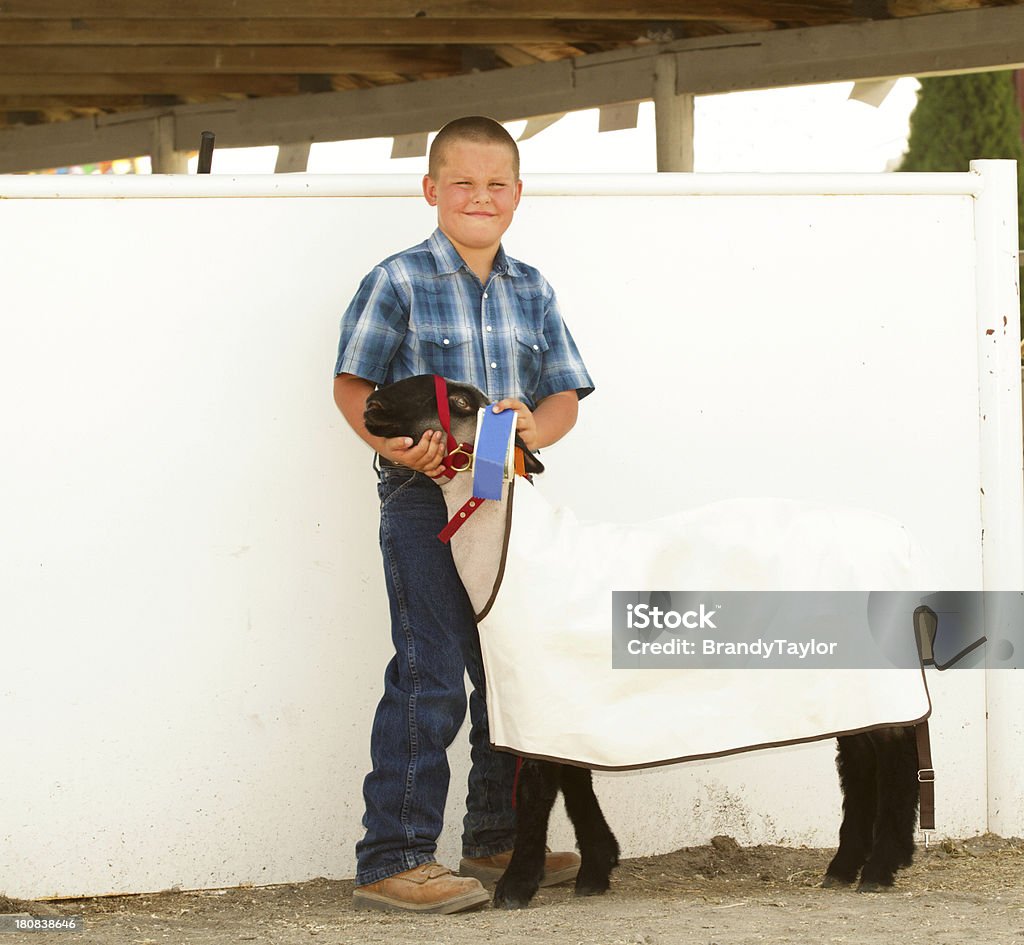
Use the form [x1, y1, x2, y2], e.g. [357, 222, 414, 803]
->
[447, 444, 474, 472]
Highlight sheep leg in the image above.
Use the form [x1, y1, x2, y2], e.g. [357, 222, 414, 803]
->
[823, 734, 877, 887]
[493, 759, 559, 909]
[559, 764, 619, 896]
[858, 727, 919, 891]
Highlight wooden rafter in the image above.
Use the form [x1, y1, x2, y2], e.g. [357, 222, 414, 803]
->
[0, 74, 310, 95]
[0, 19, 687, 46]
[0, 46, 466, 75]
[0, 0, 1022, 153]
[0, 1, 863, 21]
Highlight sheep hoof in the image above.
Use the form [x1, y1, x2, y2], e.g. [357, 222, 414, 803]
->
[492, 880, 537, 910]
[820, 874, 855, 889]
[858, 861, 897, 891]
[574, 872, 611, 897]
[492, 895, 530, 910]
[492, 893, 532, 910]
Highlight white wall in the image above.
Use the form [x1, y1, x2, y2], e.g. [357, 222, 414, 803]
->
[0, 167, 1019, 899]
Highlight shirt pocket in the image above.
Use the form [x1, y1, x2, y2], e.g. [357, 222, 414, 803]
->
[416, 324, 475, 379]
[514, 326, 549, 399]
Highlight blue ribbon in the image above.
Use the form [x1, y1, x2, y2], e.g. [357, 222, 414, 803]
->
[472, 406, 516, 500]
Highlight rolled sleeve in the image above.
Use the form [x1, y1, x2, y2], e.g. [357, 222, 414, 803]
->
[334, 267, 408, 382]
[533, 288, 595, 403]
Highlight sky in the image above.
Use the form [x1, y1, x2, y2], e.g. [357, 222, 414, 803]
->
[185, 77, 922, 176]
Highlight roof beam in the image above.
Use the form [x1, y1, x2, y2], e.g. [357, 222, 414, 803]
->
[0, 109, 162, 171]
[887, 0, 991, 12]
[2, 4, 1023, 172]
[0, 95, 166, 110]
[0, 1, 861, 22]
[666, 4, 1024, 93]
[0, 45, 464, 75]
[0, 19, 679, 46]
[0, 74, 309, 96]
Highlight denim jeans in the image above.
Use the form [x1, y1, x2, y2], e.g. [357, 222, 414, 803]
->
[355, 463, 519, 886]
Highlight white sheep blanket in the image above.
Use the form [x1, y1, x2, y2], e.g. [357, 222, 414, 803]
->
[443, 476, 932, 770]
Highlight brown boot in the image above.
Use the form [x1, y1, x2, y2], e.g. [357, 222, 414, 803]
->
[459, 849, 581, 886]
[352, 863, 490, 914]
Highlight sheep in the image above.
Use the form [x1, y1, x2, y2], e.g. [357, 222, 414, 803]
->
[823, 726, 921, 891]
[362, 373, 929, 906]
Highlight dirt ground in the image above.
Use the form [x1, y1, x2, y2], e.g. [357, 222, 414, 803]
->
[3, 834, 1023, 945]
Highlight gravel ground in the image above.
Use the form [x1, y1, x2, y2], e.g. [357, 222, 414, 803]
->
[3, 834, 1023, 945]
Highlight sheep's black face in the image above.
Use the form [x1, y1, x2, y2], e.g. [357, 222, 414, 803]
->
[364, 375, 488, 444]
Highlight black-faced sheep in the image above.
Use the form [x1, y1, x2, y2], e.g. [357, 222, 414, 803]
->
[363, 373, 926, 907]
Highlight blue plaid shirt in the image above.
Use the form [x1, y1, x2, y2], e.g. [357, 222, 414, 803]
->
[334, 229, 594, 409]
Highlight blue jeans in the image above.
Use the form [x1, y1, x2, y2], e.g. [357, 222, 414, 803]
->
[355, 463, 518, 886]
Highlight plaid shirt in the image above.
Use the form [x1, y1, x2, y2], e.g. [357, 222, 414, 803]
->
[334, 229, 594, 409]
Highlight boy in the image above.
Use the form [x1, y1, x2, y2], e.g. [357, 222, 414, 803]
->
[333, 116, 594, 914]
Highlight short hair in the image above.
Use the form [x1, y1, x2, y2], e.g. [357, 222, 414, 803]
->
[428, 116, 520, 181]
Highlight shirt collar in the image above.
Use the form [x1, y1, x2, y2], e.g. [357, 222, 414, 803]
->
[428, 228, 522, 279]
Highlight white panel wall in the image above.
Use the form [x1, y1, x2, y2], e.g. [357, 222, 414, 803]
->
[510, 188, 992, 862]
[0, 167, 1019, 899]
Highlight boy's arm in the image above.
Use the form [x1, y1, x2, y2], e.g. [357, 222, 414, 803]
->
[493, 389, 579, 452]
[333, 373, 447, 475]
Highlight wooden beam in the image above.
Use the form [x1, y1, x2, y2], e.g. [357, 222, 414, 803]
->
[493, 45, 547, 68]
[0, 18, 668, 46]
[0, 46, 464, 75]
[0, 108, 157, 171]
[0, 74, 305, 95]
[3, 4, 1023, 173]
[654, 54, 694, 171]
[170, 57, 584, 148]
[275, 141, 311, 172]
[0, 1, 865, 22]
[150, 113, 187, 172]
[887, 0, 991, 13]
[513, 43, 589, 63]
[0, 95, 163, 110]
[668, 3, 1024, 93]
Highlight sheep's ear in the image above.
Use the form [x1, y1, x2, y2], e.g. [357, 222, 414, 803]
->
[514, 435, 545, 475]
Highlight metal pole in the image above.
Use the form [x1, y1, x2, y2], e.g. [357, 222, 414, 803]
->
[197, 131, 215, 174]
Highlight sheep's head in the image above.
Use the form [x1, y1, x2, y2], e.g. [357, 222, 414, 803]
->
[364, 374, 544, 474]
[364, 375, 487, 444]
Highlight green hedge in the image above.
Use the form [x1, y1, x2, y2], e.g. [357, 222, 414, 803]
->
[898, 71, 1024, 339]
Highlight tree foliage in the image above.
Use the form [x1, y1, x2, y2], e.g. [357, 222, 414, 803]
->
[899, 71, 1024, 334]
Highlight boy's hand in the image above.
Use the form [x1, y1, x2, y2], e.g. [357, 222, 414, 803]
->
[493, 390, 578, 452]
[380, 429, 447, 477]
[492, 398, 538, 451]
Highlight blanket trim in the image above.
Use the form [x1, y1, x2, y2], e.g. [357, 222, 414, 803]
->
[487, 702, 932, 773]
[474, 477, 517, 623]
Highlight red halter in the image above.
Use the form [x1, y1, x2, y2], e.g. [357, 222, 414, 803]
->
[432, 374, 528, 544]
[433, 374, 474, 481]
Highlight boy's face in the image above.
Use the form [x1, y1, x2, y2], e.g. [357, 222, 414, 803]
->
[422, 140, 523, 261]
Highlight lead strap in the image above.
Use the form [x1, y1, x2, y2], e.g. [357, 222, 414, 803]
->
[437, 447, 530, 544]
[916, 719, 935, 833]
